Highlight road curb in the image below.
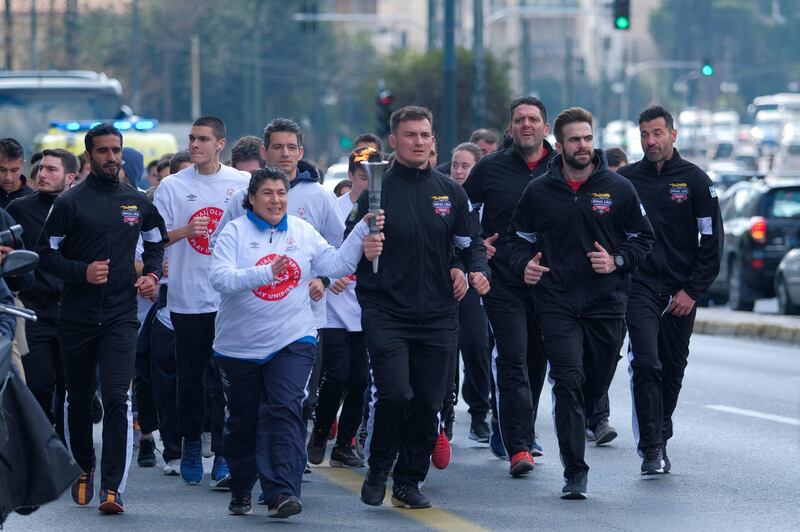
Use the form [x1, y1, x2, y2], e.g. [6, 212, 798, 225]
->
[694, 317, 800, 344]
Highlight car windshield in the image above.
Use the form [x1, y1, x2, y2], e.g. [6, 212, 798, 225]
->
[770, 188, 800, 218]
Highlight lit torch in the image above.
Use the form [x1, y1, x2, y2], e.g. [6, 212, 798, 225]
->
[358, 150, 387, 273]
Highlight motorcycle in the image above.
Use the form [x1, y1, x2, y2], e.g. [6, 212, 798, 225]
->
[0, 250, 82, 525]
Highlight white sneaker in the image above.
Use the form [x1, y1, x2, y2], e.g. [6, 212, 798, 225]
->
[201, 432, 212, 458]
[163, 459, 181, 476]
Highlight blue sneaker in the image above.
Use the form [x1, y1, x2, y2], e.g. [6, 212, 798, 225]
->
[210, 455, 231, 490]
[530, 439, 543, 458]
[180, 439, 203, 485]
[489, 418, 508, 460]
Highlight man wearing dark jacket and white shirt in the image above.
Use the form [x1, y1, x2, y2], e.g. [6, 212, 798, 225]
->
[618, 105, 723, 476]
[507, 107, 654, 499]
[7, 148, 78, 440]
[37, 124, 167, 513]
[353, 106, 489, 509]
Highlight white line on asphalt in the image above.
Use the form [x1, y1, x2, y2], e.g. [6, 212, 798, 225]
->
[704, 405, 800, 426]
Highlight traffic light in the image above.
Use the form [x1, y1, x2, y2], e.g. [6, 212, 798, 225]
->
[701, 58, 714, 76]
[613, 0, 630, 30]
[376, 89, 393, 137]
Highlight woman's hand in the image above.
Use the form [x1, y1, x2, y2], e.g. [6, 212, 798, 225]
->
[270, 255, 288, 277]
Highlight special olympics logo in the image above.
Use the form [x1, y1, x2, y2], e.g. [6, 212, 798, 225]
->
[187, 207, 224, 255]
[253, 254, 302, 301]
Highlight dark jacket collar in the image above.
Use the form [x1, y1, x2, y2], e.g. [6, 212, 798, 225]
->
[391, 160, 432, 181]
[86, 172, 121, 192]
[511, 139, 555, 166]
[640, 148, 683, 173]
[289, 160, 320, 188]
[547, 149, 609, 183]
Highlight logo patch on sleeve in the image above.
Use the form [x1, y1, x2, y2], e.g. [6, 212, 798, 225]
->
[591, 193, 613, 214]
[709, 185, 718, 198]
[432, 195, 452, 216]
[120, 205, 140, 226]
[669, 183, 689, 203]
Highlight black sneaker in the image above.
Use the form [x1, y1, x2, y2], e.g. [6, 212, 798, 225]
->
[663, 441, 671, 473]
[360, 468, 388, 506]
[355, 422, 368, 459]
[391, 482, 431, 509]
[330, 445, 365, 467]
[443, 409, 455, 442]
[561, 470, 588, 500]
[641, 444, 665, 475]
[593, 421, 618, 446]
[267, 494, 302, 518]
[137, 438, 156, 467]
[306, 432, 326, 465]
[229, 493, 252, 515]
[469, 417, 490, 443]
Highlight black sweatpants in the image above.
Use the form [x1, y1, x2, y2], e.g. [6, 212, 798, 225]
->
[585, 323, 626, 430]
[626, 288, 696, 451]
[60, 319, 138, 492]
[482, 275, 547, 456]
[313, 328, 368, 447]
[171, 312, 224, 453]
[217, 342, 316, 506]
[134, 319, 181, 462]
[22, 319, 65, 441]
[537, 312, 623, 476]
[362, 309, 457, 486]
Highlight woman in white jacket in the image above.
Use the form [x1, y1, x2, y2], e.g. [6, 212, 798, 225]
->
[209, 167, 383, 519]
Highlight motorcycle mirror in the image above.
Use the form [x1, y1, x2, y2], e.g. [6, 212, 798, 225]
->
[1, 250, 39, 277]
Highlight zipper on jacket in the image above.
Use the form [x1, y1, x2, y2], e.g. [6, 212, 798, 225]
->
[417, 176, 425, 325]
[655, 167, 664, 296]
[574, 188, 583, 316]
[98, 192, 113, 325]
[270, 228, 274, 244]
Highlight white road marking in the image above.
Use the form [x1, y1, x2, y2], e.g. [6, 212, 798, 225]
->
[704, 405, 800, 426]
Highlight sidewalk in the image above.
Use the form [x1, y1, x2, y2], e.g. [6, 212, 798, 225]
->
[695, 307, 800, 344]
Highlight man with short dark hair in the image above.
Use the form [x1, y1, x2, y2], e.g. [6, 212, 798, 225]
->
[605, 147, 628, 172]
[230, 135, 266, 173]
[619, 105, 722, 475]
[8, 148, 78, 442]
[508, 107, 653, 498]
[354, 133, 382, 153]
[469, 128, 499, 156]
[0, 138, 34, 207]
[355, 106, 489, 509]
[153, 116, 250, 488]
[463, 96, 555, 474]
[37, 125, 167, 513]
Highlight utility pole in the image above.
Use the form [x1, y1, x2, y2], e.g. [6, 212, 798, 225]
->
[190, 34, 201, 120]
[472, 0, 486, 130]
[131, 0, 142, 111]
[30, 0, 37, 70]
[48, 0, 55, 67]
[4, 0, 12, 70]
[427, 0, 436, 51]
[65, 0, 79, 60]
[519, 0, 531, 95]
[442, 0, 456, 155]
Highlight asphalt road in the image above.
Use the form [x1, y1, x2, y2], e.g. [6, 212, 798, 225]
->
[6, 334, 799, 531]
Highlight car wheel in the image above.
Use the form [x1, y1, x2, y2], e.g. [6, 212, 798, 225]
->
[728, 261, 755, 312]
[776, 274, 800, 315]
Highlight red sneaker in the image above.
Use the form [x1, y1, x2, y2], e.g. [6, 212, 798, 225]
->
[509, 450, 534, 477]
[328, 418, 338, 441]
[431, 431, 451, 470]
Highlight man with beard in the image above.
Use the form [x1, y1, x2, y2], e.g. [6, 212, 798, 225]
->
[507, 107, 653, 499]
[7, 149, 78, 441]
[37, 124, 168, 513]
[619, 106, 722, 475]
[462, 96, 555, 474]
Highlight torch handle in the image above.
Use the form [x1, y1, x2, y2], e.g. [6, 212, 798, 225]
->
[368, 190, 381, 272]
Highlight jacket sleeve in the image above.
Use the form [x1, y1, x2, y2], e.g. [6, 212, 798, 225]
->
[452, 185, 487, 274]
[611, 185, 654, 273]
[36, 196, 90, 283]
[0, 278, 16, 339]
[318, 189, 346, 247]
[140, 198, 168, 279]
[311, 220, 369, 279]
[685, 172, 724, 299]
[506, 182, 540, 280]
[209, 223, 274, 295]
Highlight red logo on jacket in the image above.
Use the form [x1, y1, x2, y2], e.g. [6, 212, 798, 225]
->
[253, 254, 301, 301]
[187, 207, 224, 255]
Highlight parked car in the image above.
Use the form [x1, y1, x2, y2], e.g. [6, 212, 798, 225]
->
[775, 247, 800, 314]
[706, 178, 800, 310]
[321, 160, 348, 195]
[706, 161, 762, 194]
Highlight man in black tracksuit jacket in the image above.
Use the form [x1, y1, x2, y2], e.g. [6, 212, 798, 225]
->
[37, 125, 167, 512]
[463, 96, 555, 470]
[618, 106, 723, 475]
[351, 107, 488, 509]
[7, 149, 79, 441]
[508, 108, 654, 498]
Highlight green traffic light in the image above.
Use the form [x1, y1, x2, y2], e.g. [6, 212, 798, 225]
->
[701, 64, 714, 76]
[615, 16, 630, 30]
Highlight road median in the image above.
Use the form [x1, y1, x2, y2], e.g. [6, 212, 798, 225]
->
[695, 307, 800, 344]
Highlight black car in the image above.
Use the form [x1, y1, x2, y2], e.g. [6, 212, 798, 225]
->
[776, 247, 800, 315]
[706, 178, 800, 310]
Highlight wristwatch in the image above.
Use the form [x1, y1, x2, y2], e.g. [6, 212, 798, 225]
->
[613, 255, 625, 269]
